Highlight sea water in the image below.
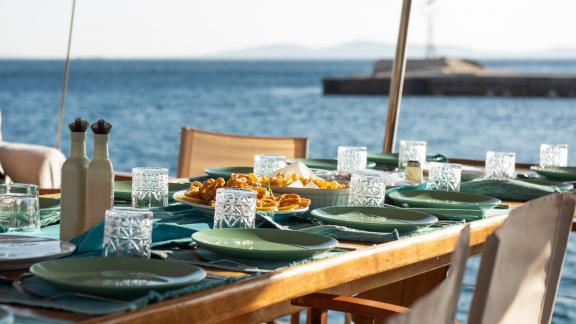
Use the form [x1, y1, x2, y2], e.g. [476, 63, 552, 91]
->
[1, 59, 575, 322]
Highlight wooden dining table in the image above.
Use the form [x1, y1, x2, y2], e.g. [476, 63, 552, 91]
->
[1, 194, 575, 323]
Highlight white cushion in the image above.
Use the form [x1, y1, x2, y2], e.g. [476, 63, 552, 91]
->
[0, 142, 65, 189]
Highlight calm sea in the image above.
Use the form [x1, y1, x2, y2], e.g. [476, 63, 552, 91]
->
[1, 59, 575, 323]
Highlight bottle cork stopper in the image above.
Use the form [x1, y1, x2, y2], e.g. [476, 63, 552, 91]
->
[68, 118, 89, 133]
[90, 119, 112, 135]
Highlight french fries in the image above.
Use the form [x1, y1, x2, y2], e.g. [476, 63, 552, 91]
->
[257, 173, 347, 189]
[180, 174, 311, 212]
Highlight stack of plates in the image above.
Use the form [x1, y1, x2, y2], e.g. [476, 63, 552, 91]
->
[311, 206, 438, 233]
[192, 228, 337, 261]
[533, 166, 576, 182]
[30, 257, 206, 297]
[388, 190, 501, 210]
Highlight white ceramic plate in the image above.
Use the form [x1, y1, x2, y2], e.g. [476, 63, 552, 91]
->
[0, 235, 76, 270]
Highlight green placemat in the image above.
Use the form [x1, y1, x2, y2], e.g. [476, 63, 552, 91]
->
[460, 178, 564, 201]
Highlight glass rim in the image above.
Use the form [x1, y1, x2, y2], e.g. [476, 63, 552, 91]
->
[540, 143, 568, 148]
[0, 183, 39, 190]
[338, 146, 367, 151]
[350, 172, 387, 181]
[254, 154, 286, 159]
[216, 187, 257, 196]
[400, 140, 427, 145]
[132, 167, 169, 173]
[486, 151, 516, 156]
[106, 207, 154, 217]
[428, 162, 462, 168]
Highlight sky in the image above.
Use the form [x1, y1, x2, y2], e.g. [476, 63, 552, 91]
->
[0, 0, 575, 58]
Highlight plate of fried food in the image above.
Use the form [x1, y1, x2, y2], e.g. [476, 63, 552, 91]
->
[173, 174, 310, 216]
[254, 163, 350, 210]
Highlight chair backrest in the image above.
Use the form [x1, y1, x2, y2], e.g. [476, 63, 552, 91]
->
[468, 192, 576, 324]
[387, 225, 471, 324]
[177, 127, 309, 177]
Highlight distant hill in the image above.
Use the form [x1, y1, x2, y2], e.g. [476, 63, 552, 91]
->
[205, 41, 576, 59]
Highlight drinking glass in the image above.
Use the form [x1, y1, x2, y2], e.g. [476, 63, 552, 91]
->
[348, 173, 387, 207]
[132, 167, 169, 208]
[103, 208, 153, 258]
[540, 144, 568, 168]
[213, 188, 257, 229]
[427, 162, 462, 191]
[485, 151, 516, 179]
[337, 146, 368, 172]
[0, 184, 39, 232]
[253, 154, 286, 176]
[398, 140, 427, 170]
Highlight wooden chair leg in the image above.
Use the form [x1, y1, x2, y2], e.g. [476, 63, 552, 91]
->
[344, 313, 352, 324]
[306, 308, 327, 324]
[290, 312, 300, 324]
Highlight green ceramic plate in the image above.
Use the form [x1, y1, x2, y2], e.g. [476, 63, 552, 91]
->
[39, 197, 60, 212]
[312, 206, 437, 233]
[388, 190, 501, 210]
[461, 170, 485, 182]
[31, 257, 206, 297]
[367, 153, 448, 166]
[204, 167, 253, 179]
[192, 228, 338, 261]
[173, 191, 309, 217]
[286, 159, 376, 170]
[519, 178, 574, 191]
[113, 181, 189, 202]
[533, 166, 576, 181]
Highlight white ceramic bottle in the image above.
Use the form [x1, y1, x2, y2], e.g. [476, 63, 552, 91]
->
[60, 118, 90, 240]
[84, 120, 114, 230]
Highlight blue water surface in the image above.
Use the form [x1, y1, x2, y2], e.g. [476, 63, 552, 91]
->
[0, 59, 575, 323]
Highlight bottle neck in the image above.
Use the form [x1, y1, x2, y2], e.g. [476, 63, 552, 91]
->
[70, 132, 87, 158]
[93, 134, 109, 159]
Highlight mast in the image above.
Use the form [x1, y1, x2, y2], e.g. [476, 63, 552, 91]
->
[425, 0, 437, 59]
[56, 0, 77, 150]
[383, 0, 412, 153]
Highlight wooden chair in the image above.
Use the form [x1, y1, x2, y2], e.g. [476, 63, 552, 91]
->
[293, 193, 575, 324]
[468, 192, 575, 324]
[292, 225, 471, 324]
[176, 127, 309, 177]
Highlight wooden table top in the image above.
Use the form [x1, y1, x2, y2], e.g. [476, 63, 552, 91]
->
[1, 201, 574, 323]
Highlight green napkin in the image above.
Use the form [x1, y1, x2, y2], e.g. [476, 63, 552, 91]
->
[70, 205, 211, 256]
[368, 152, 448, 166]
[460, 178, 562, 202]
[400, 208, 484, 222]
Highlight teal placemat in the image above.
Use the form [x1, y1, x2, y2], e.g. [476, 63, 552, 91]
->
[0, 272, 247, 316]
[460, 178, 564, 201]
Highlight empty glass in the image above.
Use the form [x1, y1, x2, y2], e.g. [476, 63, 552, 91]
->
[485, 151, 516, 179]
[337, 146, 368, 172]
[214, 188, 257, 229]
[399, 140, 427, 170]
[253, 154, 287, 176]
[427, 162, 462, 192]
[348, 173, 387, 207]
[0, 184, 39, 232]
[540, 144, 568, 168]
[103, 208, 153, 258]
[132, 167, 169, 208]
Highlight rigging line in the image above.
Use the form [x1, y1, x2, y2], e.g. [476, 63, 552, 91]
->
[56, 0, 77, 150]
